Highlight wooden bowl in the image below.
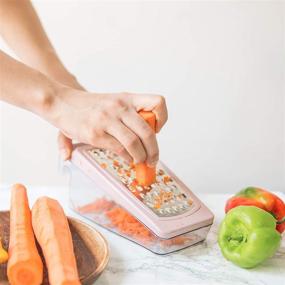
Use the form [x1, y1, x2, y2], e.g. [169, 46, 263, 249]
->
[0, 211, 109, 285]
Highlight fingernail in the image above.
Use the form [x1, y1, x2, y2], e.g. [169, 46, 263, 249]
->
[60, 149, 69, 161]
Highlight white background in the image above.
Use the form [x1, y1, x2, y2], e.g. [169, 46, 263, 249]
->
[0, 0, 284, 193]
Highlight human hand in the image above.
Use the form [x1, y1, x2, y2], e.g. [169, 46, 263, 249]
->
[44, 67, 85, 161]
[50, 87, 168, 166]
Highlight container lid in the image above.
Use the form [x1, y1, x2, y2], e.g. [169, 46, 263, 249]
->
[71, 144, 214, 239]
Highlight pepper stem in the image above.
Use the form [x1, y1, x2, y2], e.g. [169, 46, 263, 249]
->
[277, 216, 285, 225]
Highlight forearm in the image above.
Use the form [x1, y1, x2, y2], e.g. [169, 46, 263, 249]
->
[0, 0, 79, 87]
[0, 50, 58, 118]
[0, 49, 167, 164]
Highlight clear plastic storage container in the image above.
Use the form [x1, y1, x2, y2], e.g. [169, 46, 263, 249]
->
[66, 144, 214, 254]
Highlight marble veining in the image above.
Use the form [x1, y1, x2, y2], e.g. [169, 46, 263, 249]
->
[100, 220, 285, 285]
[0, 186, 284, 285]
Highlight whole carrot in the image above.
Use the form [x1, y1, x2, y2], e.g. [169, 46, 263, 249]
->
[32, 197, 80, 285]
[7, 184, 43, 285]
[135, 111, 157, 186]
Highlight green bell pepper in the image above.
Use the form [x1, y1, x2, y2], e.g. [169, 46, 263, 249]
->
[218, 206, 281, 268]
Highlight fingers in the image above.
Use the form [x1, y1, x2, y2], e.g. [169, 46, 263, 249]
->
[106, 122, 147, 164]
[131, 93, 168, 132]
[57, 92, 167, 166]
[57, 132, 73, 160]
[121, 110, 159, 166]
[152, 96, 168, 132]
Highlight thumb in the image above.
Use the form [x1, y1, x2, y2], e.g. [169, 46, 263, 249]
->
[57, 132, 73, 160]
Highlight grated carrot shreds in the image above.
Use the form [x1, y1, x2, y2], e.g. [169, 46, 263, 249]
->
[100, 163, 107, 169]
[77, 198, 189, 247]
[163, 176, 172, 184]
[113, 160, 120, 167]
[80, 198, 155, 243]
[77, 198, 115, 214]
[160, 236, 190, 247]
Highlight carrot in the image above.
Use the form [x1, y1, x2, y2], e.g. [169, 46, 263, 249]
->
[78, 198, 189, 247]
[135, 111, 157, 186]
[163, 175, 172, 184]
[7, 184, 43, 285]
[160, 236, 189, 247]
[0, 237, 8, 264]
[138, 110, 156, 130]
[77, 198, 115, 214]
[78, 198, 191, 246]
[105, 205, 155, 243]
[135, 163, 156, 187]
[32, 197, 80, 285]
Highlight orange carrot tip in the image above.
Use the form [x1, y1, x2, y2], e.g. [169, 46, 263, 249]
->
[135, 163, 156, 186]
[7, 184, 43, 285]
[135, 111, 157, 186]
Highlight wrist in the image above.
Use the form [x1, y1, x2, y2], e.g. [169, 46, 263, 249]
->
[37, 52, 84, 90]
[39, 82, 82, 129]
[30, 72, 63, 124]
[46, 65, 83, 90]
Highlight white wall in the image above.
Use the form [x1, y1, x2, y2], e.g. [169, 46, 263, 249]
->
[0, 1, 284, 193]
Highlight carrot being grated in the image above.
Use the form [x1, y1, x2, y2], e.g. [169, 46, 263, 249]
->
[135, 111, 157, 186]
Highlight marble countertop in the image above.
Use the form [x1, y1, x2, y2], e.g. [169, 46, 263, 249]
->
[0, 185, 284, 285]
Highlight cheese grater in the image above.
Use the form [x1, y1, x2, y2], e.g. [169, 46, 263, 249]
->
[67, 142, 214, 254]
